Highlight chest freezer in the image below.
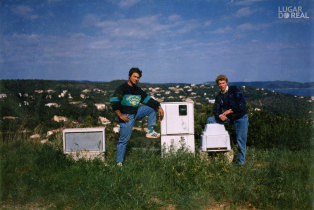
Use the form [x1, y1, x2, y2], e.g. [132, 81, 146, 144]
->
[200, 124, 231, 152]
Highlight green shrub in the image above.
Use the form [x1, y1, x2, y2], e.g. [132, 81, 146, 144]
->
[247, 109, 312, 150]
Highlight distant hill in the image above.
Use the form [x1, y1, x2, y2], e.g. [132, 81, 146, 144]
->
[0, 79, 312, 120]
[204, 81, 314, 89]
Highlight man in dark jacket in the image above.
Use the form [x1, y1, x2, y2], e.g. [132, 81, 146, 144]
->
[110, 67, 164, 166]
[207, 74, 249, 166]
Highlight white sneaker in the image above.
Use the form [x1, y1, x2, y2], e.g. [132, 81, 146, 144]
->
[146, 130, 160, 138]
[117, 162, 123, 167]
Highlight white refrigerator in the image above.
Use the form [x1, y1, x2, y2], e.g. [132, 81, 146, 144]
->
[160, 102, 195, 154]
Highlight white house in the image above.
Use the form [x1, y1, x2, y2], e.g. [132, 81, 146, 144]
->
[82, 89, 91, 93]
[52, 115, 68, 122]
[45, 103, 60, 108]
[47, 89, 55, 93]
[0, 94, 7, 98]
[93, 88, 103, 93]
[59, 90, 68, 98]
[113, 125, 120, 133]
[95, 104, 106, 110]
[35, 90, 43, 93]
[185, 98, 194, 102]
[98, 116, 111, 125]
[3, 116, 17, 120]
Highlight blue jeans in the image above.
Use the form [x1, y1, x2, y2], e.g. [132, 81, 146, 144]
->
[207, 114, 249, 165]
[117, 105, 157, 163]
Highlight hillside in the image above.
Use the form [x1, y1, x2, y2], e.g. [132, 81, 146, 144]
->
[204, 80, 314, 89]
[1, 79, 312, 116]
[0, 79, 312, 209]
[0, 79, 312, 140]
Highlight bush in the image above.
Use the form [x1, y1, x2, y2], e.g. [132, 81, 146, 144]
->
[247, 109, 312, 150]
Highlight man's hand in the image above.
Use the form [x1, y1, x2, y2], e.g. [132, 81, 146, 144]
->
[119, 115, 130, 122]
[158, 107, 164, 121]
[223, 109, 233, 116]
[219, 114, 228, 122]
[115, 110, 129, 122]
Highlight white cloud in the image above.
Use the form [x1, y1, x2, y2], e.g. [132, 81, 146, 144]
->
[119, 0, 141, 8]
[82, 14, 102, 27]
[12, 5, 32, 15]
[237, 23, 256, 30]
[11, 5, 39, 20]
[176, 19, 202, 34]
[47, 0, 63, 2]
[90, 15, 204, 40]
[81, 12, 212, 44]
[235, 7, 253, 18]
[210, 26, 233, 34]
[95, 15, 169, 39]
[235, 0, 264, 6]
[236, 23, 270, 31]
[204, 20, 212, 27]
[169, 14, 181, 21]
[1, 33, 95, 65]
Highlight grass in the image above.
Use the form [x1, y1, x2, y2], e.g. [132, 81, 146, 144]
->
[0, 134, 313, 209]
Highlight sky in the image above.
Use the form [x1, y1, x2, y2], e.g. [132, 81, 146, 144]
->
[0, 0, 313, 84]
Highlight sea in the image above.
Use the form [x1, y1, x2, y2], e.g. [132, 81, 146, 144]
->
[272, 88, 314, 97]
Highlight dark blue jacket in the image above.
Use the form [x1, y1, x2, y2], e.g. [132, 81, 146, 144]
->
[213, 86, 248, 122]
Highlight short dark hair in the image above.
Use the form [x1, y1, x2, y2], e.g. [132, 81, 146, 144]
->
[129, 67, 142, 78]
[215, 74, 228, 84]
